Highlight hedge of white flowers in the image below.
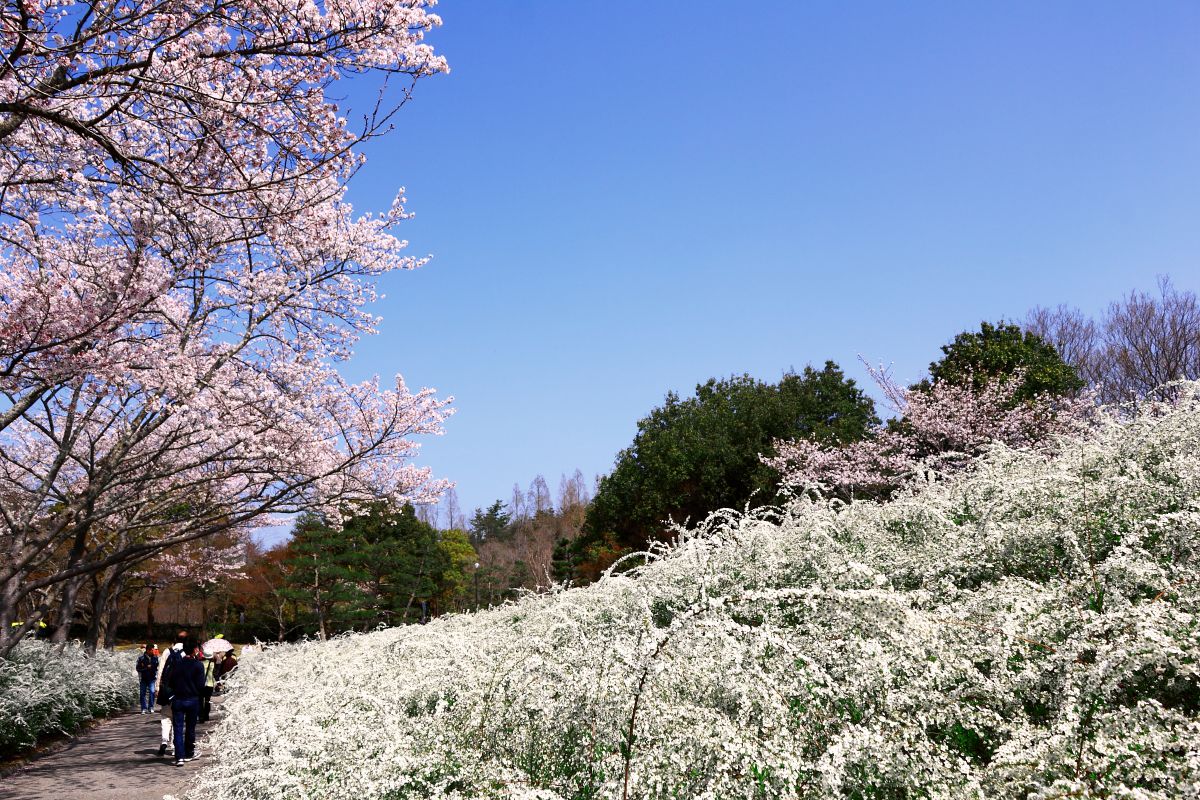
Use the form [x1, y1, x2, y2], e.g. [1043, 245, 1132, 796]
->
[190, 388, 1200, 800]
[0, 640, 138, 757]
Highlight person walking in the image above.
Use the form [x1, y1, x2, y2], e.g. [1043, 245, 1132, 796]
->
[166, 641, 206, 766]
[212, 651, 225, 694]
[215, 648, 238, 694]
[198, 649, 217, 723]
[155, 640, 185, 757]
[219, 648, 238, 676]
[135, 643, 159, 713]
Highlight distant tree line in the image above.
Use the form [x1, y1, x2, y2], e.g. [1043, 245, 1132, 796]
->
[98, 278, 1200, 638]
[567, 277, 1200, 578]
[207, 473, 593, 641]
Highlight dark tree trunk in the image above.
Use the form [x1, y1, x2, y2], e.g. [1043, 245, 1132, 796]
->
[146, 585, 157, 639]
[83, 576, 106, 654]
[84, 567, 127, 653]
[51, 575, 87, 648]
[103, 592, 122, 649]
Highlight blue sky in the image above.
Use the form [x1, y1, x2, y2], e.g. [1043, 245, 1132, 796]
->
[267, 2, 1200, 538]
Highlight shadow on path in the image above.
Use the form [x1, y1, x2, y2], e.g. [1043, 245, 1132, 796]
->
[0, 698, 224, 800]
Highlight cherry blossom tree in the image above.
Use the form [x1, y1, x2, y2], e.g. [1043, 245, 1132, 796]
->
[151, 530, 248, 639]
[765, 362, 1093, 498]
[0, 0, 454, 656]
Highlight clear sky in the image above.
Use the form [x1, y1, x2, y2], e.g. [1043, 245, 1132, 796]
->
[264, 1, 1200, 540]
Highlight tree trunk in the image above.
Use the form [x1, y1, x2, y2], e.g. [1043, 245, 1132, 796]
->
[275, 602, 287, 643]
[102, 571, 130, 650]
[0, 575, 27, 658]
[103, 592, 122, 649]
[84, 576, 107, 654]
[50, 574, 87, 649]
[84, 567, 127, 653]
[146, 585, 157, 640]
[314, 568, 327, 641]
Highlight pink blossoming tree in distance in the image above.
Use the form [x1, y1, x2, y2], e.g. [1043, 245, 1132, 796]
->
[0, 0, 454, 656]
[150, 529, 249, 638]
[765, 361, 1093, 499]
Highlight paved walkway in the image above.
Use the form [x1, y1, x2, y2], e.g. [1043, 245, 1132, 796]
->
[0, 698, 223, 800]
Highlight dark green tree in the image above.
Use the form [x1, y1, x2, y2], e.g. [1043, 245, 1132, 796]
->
[507, 560, 533, 597]
[468, 500, 512, 544]
[344, 503, 450, 626]
[578, 362, 878, 564]
[550, 538, 576, 585]
[924, 321, 1084, 401]
[280, 513, 373, 640]
[281, 505, 467, 636]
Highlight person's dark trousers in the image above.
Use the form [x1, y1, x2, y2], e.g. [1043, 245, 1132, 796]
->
[199, 686, 213, 722]
[139, 677, 156, 711]
[172, 696, 200, 759]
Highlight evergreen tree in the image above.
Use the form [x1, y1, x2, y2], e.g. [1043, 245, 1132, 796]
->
[924, 321, 1084, 401]
[280, 513, 372, 640]
[551, 538, 576, 585]
[468, 501, 512, 544]
[579, 362, 878, 568]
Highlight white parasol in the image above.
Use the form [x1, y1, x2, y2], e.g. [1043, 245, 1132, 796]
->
[202, 637, 234, 654]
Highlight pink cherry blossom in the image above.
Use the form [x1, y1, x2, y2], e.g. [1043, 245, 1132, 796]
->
[0, 0, 453, 656]
[766, 361, 1095, 498]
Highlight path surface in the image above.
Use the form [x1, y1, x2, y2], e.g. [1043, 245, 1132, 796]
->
[0, 698, 224, 800]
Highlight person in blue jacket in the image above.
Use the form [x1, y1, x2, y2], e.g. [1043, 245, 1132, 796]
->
[166, 640, 206, 766]
[135, 643, 159, 713]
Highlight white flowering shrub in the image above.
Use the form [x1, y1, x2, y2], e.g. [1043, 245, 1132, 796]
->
[0, 640, 138, 756]
[191, 388, 1200, 800]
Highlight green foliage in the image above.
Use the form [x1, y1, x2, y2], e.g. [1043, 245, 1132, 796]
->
[434, 529, 479, 612]
[282, 512, 375, 635]
[925, 321, 1084, 401]
[551, 538, 575, 584]
[579, 362, 878, 560]
[468, 500, 512, 544]
[282, 505, 475, 636]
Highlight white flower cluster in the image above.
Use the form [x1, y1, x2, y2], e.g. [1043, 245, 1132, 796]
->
[190, 388, 1200, 800]
[0, 640, 138, 756]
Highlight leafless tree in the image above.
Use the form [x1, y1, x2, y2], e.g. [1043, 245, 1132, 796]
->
[510, 483, 528, 522]
[441, 487, 464, 531]
[1024, 304, 1100, 386]
[1027, 277, 1200, 404]
[1099, 277, 1200, 402]
[414, 504, 438, 528]
[528, 475, 552, 516]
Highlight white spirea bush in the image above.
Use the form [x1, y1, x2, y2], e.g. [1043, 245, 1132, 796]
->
[191, 389, 1200, 800]
[0, 640, 138, 756]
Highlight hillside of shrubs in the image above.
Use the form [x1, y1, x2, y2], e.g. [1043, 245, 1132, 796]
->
[188, 386, 1200, 800]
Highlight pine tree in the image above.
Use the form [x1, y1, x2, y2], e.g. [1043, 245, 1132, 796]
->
[280, 514, 372, 639]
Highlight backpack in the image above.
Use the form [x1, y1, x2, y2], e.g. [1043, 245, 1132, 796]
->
[158, 648, 183, 705]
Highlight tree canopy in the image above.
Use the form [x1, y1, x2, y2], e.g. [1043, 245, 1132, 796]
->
[281, 505, 467, 639]
[924, 321, 1085, 401]
[0, 0, 452, 657]
[578, 362, 878, 566]
[468, 501, 513, 544]
[1026, 277, 1200, 403]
